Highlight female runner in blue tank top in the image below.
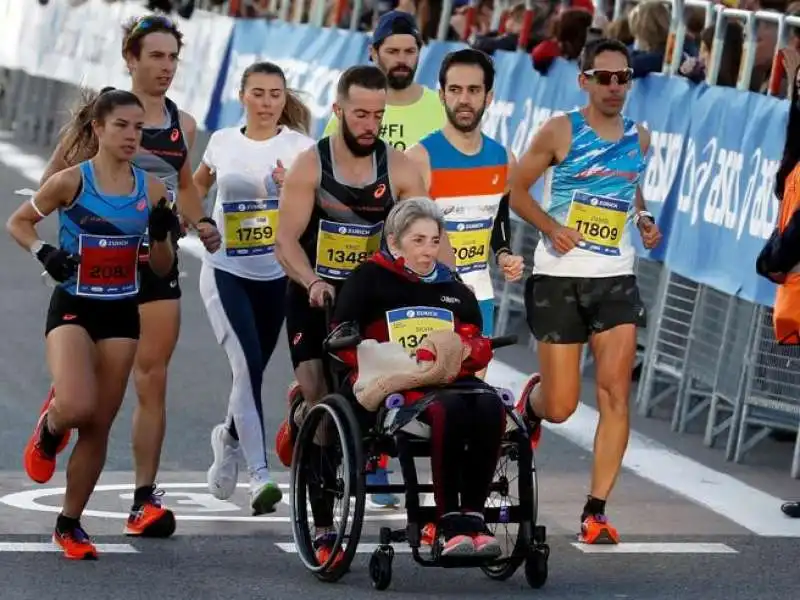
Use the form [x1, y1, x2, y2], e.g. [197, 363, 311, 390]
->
[38, 15, 221, 539]
[6, 89, 178, 560]
[193, 62, 315, 515]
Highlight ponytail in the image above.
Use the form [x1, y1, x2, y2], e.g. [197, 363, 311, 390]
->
[279, 89, 312, 135]
[57, 86, 116, 167]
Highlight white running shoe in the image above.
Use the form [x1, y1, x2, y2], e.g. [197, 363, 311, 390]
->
[207, 424, 243, 500]
[249, 469, 283, 515]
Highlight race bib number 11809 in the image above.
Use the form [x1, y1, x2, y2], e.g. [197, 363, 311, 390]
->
[564, 191, 630, 256]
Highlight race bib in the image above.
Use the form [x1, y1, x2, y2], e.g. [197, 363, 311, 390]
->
[386, 306, 455, 356]
[565, 191, 630, 256]
[77, 234, 141, 298]
[315, 219, 383, 280]
[445, 218, 492, 275]
[223, 199, 279, 257]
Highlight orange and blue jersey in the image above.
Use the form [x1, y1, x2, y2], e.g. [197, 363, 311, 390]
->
[419, 130, 509, 336]
[420, 130, 508, 304]
[58, 161, 150, 300]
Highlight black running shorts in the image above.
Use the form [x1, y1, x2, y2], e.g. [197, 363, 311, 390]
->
[45, 286, 140, 341]
[524, 274, 646, 344]
[137, 257, 181, 304]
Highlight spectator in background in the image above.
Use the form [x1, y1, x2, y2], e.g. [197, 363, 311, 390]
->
[473, 3, 529, 55]
[606, 14, 634, 46]
[680, 22, 744, 87]
[628, 0, 671, 78]
[530, 2, 594, 74]
[768, 2, 800, 98]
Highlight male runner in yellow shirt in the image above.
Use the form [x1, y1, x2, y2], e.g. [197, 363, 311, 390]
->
[322, 11, 445, 150]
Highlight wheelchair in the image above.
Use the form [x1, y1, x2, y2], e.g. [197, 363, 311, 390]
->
[287, 301, 549, 591]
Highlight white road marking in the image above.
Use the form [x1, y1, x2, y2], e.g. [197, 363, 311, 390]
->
[0, 542, 139, 553]
[275, 542, 414, 554]
[571, 542, 738, 554]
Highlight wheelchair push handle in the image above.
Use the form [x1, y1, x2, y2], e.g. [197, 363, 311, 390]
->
[489, 334, 517, 349]
[322, 292, 364, 353]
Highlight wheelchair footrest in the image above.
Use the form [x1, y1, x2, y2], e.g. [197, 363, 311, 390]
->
[436, 554, 499, 569]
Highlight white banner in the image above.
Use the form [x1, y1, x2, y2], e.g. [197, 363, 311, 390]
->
[0, 0, 233, 129]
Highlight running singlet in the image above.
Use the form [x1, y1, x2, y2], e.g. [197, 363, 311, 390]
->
[299, 138, 396, 282]
[202, 126, 315, 281]
[57, 161, 150, 300]
[534, 109, 645, 278]
[132, 97, 187, 254]
[322, 87, 445, 151]
[420, 130, 507, 301]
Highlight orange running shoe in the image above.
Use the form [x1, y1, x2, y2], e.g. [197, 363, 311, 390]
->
[578, 514, 620, 545]
[514, 373, 543, 449]
[275, 381, 304, 468]
[23, 387, 70, 484]
[314, 532, 346, 568]
[421, 522, 437, 546]
[124, 487, 176, 538]
[53, 523, 98, 560]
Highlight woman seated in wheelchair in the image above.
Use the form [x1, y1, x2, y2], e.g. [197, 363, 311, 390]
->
[329, 197, 505, 559]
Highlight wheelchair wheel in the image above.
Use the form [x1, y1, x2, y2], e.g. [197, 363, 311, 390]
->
[481, 428, 538, 581]
[290, 393, 366, 582]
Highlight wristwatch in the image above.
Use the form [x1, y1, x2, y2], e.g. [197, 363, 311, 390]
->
[633, 211, 654, 227]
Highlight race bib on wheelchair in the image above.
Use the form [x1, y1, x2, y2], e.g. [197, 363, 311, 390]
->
[223, 199, 278, 257]
[77, 234, 141, 298]
[386, 306, 455, 356]
[445, 218, 492, 275]
[315, 219, 383, 280]
[564, 191, 630, 256]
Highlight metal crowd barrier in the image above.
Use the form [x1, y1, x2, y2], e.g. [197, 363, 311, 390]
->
[1, 1, 798, 480]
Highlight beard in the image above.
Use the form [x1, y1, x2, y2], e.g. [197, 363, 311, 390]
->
[341, 116, 380, 157]
[445, 103, 487, 133]
[382, 62, 416, 90]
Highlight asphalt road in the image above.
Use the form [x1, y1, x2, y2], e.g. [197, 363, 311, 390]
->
[0, 134, 797, 600]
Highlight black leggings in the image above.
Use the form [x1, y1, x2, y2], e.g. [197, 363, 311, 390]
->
[308, 384, 506, 528]
[421, 388, 506, 519]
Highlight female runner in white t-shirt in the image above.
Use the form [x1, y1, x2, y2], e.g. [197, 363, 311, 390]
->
[193, 62, 315, 514]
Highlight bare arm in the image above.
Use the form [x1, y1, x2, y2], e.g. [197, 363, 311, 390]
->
[176, 111, 207, 226]
[390, 149, 457, 267]
[193, 162, 216, 202]
[7, 169, 79, 252]
[635, 125, 651, 213]
[508, 117, 567, 237]
[275, 148, 321, 289]
[146, 177, 176, 277]
[404, 144, 432, 192]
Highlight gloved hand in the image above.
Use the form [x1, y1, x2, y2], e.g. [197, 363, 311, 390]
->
[35, 243, 79, 282]
[148, 197, 179, 243]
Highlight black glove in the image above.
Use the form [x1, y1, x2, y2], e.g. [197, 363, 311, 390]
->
[148, 197, 179, 243]
[36, 243, 79, 283]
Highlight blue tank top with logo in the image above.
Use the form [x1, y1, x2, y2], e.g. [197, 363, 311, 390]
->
[58, 161, 150, 300]
[544, 110, 643, 222]
[538, 110, 645, 263]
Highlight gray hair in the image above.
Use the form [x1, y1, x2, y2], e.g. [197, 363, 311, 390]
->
[384, 197, 445, 241]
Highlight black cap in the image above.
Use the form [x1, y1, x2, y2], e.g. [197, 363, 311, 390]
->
[372, 10, 421, 47]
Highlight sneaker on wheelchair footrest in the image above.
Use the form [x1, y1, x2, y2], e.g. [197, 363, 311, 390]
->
[367, 467, 399, 507]
[314, 532, 346, 567]
[579, 513, 620, 544]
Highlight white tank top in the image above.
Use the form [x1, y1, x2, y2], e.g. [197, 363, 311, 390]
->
[202, 126, 315, 281]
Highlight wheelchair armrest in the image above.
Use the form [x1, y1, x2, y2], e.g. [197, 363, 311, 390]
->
[323, 321, 363, 353]
[490, 334, 517, 349]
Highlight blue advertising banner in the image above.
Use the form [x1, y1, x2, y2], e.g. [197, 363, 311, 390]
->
[206, 21, 790, 308]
